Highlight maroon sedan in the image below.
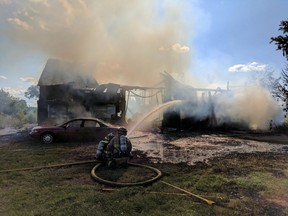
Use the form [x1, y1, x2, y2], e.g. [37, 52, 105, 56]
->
[29, 117, 118, 144]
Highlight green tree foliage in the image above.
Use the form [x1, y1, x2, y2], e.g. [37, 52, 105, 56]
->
[271, 19, 288, 61]
[0, 89, 37, 128]
[271, 19, 288, 116]
[272, 65, 288, 116]
[24, 85, 39, 99]
[0, 89, 27, 115]
[0, 89, 12, 114]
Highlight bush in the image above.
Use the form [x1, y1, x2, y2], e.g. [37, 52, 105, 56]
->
[0, 114, 18, 129]
[0, 110, 37, 129]
[0, 89, 37, 129]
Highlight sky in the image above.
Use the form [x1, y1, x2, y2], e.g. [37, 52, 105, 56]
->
[0, 0, 287, 107]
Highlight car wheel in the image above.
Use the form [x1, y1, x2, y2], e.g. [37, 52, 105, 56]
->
[41, 133, 55, 144]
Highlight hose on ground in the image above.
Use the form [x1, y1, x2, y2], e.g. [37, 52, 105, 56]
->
[1, 160, 214, 205]
[90, 162, 214, 205]
[0, 160, 97, 173]
[91, 162, 162, 187]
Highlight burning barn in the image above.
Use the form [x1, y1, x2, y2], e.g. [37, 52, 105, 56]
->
[37, 59, 164, 126]
[161, 72, 222, 130]
[37, 59, 128, 125]
[37, 59, 229, 130]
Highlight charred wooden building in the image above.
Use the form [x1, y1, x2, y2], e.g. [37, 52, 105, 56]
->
[37, 59, 226, 129]
[161, 72, 225, 130]
[37, 59, 128, 125]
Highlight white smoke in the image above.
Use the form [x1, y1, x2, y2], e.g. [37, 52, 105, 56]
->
[213, 85, 282, 130]
[1, 0, 191, 86]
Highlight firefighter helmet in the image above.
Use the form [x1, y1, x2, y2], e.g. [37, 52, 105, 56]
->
[105, 133, 114, 141]
[118, 126, 127, 134]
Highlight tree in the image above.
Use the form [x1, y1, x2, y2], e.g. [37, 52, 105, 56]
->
[24, 85, 39, 100]
[0, 88, 36, 128]
[0, 89, 14, 114]
[271, 19, 288, 116]
[270, 19, 288, 60]
[272, 66, 288, 115]
[0, 89, 28, 115]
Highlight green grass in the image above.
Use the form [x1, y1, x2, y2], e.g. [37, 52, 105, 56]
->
[0, 138, 288, 215]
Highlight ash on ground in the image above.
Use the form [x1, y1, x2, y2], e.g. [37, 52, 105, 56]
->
[129, 130, 288, 165]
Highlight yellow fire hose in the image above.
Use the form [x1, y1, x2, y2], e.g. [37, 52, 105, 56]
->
[159, 180, 215, 205]
[90, 162, 215, 205]
[1, 160, 215, 205]
[90, 162, 162, 186]
[0, 160, 97, 173]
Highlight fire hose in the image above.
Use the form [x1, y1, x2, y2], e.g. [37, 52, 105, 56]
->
[0, 160, 215, 205]
[90, 161, 215, 205]
[90, 162, 162, 187]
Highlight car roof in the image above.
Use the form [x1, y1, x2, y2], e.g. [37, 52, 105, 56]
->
[64, 117, 115, 127]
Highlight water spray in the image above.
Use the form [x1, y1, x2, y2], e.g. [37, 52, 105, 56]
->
[127, 100, 183, 137]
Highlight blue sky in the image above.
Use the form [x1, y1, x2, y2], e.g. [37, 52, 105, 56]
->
[0, 0, 287, 106]
[190, 0, 287, 87]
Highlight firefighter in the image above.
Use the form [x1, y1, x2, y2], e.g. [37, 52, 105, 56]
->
[95, 133, 115, 160]
[106, 126, 132, 168]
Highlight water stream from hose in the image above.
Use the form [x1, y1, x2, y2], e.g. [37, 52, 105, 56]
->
[127, 100, 182, 137]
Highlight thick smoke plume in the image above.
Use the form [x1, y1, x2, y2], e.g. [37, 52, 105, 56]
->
[2, 0, 190, 86]
[213, 86, 282, 130]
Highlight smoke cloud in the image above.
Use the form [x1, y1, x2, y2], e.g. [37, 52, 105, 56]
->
[213, 86, 282, 130]
[1, 0, 190, 86]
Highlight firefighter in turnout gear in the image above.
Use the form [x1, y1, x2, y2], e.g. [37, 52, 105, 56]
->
[95, 133, 115, 160]
[106, 126, 132, 168]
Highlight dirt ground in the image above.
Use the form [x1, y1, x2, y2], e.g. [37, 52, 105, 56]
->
[1, 127, 288, 215]
[1, 127, 288, 165]
[128, 129, 288, 166]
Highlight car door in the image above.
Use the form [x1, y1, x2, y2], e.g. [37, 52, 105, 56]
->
[82, 119, 111, 142]
[65, 119, 85, 142]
